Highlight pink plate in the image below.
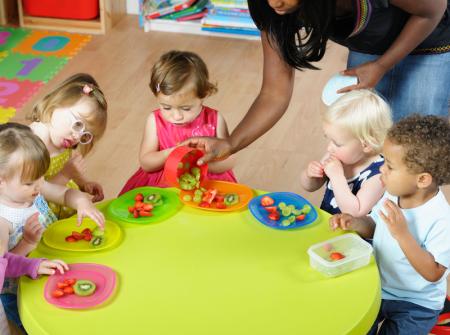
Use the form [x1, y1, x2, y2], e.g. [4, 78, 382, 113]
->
[44, 263, 116, 309]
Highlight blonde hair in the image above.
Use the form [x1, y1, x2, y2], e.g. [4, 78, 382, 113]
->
[323, 89, 393, 153]
[0, 123, 50, 182]
[27, 73, 108, 156]
[149, 50, 217, 99]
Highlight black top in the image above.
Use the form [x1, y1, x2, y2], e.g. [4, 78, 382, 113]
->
[329, 0, 450, 55]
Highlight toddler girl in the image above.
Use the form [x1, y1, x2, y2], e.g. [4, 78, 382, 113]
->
[0, 123, 104, 328]
[119, 50, 236, 195]
[300, 89, 392, 216]
[28, 73, 108, 218]
[0, 252, 68, 335]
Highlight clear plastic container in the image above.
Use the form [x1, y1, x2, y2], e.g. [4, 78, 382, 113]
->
[307, 234, 373, 277]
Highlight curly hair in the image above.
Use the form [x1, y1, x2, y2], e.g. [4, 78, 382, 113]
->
[387, 115, 450, 186]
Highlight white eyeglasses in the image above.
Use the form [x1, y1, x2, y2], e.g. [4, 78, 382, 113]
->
[68, 113, 93, 145]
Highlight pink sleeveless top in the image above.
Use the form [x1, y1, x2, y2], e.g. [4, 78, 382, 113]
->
[119, 106, 237, 195]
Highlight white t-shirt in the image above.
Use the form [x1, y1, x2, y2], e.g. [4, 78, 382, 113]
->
[370, 190, 450, 310]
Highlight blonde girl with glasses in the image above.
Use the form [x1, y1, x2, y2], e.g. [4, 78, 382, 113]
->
[28, 73, 107, 218]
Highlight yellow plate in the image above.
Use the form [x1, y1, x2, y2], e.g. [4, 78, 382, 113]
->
[180, 180, 254, 212]
[43, 218, 122, 252]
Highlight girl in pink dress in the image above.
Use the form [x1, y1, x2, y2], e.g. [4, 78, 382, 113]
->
[119, 50, 236, 195]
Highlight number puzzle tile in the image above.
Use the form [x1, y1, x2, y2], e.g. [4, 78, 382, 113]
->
[0, 27, 31, 52]
[0, 107, 16, 124]
[0, 78, 43, 109]
[13, 31, 91, 58]
[0, 53, 67, 83]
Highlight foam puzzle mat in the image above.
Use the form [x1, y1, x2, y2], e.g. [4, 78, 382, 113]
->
[0, 27, 91, 122]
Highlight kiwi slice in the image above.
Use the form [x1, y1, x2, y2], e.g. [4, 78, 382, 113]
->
[90, 235, 104, 248]
[145, 193, 162, 205]
[224, 193, 239, 206]
[73, 280, 96, 297]
[92, 227, 104, 238]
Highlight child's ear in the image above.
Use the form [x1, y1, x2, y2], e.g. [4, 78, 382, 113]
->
[417, 172, 433, 189]
[361, 141, 373, 154]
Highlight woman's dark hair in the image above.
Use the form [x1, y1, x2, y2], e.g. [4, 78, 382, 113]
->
[248, 0, 335, 70]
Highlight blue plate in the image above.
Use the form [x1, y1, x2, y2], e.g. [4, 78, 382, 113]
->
[322, 73, 358, 106]
[249, 192, 318, 230]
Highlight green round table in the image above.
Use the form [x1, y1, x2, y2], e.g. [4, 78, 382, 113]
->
[19, 189, 380, 335]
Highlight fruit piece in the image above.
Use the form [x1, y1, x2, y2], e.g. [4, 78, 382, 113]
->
[202, 189, 218, 204]
[63, 286, 74, 295]
[65, 236, 76, 243]
[139, 210, 152, 217]
[292, 209, 302, 216]
[57, 282, 68, 289]
[281, 219, 291, 226]
[135, 201, 144, 209]
[191, 167, 201, 179]
[224, 193, 239, 206]
[288, 215, 296, 223]
[296, 214, 305, 221]
[52, 289, 65, 298]
[214, 194, 225, 203]
[73, 280, 96, 297]
[281, 207, 292, 217]
[260, 196, 274, 207]
[133, 210, 139, 218]
[179, 173, 197, 190]
[142, 203, 153, 211]
[264, 206, 278, 213]
[128, 206, 135, 213]
[199, 201, 211, 208]
[215, 202, 227, 209]
[71, 231, 84, 241]
[92, 228, 104, 238]
[135, 193, 144, 202]
[278, 202, 287, 209]
[268, 212, 280, 221]
[90, 236, 104, 248]
[330, 252, 345, 261]
[193, 195, 202, 203]
[64, 278, 76, 286]
[182, 194, 193, 202]
[145, 193, 162, 205]
[302, 204, 312, 214]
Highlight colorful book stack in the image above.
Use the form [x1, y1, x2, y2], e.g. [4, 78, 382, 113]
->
[143, 0, 209, 21]
[201, 0, 259, 37]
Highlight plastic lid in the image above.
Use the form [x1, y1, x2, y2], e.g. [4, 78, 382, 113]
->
[322, 73, 358, 106]
[163, 146, 208, 188]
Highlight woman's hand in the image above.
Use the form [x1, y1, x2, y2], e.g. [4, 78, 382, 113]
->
[338, 60, 388, 93]
[38, 259, 69, 276]
[181, 137, 233, 165]
[81, 181, 104, 203]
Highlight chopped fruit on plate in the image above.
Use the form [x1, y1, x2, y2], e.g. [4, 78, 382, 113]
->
[260, 196, 274, 207]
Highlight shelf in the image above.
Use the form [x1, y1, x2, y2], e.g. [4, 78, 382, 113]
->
[17, 0, 126, 35]
[143, 18, 260, 41]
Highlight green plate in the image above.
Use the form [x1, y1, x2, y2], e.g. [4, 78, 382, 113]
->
[106, 187, 182, 224]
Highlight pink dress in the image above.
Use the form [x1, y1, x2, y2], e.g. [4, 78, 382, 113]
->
[119, 106, 237, 195]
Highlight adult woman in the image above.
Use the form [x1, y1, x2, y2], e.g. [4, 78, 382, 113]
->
[184, 0, 449, 164]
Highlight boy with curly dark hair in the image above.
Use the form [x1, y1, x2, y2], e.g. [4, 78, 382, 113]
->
[330, 115, 450, 335]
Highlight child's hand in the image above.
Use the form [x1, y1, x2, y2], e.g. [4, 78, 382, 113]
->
[379, 199, 409, 240]
[306, 161, 324, 178]
[323, 156, 344, 179]
[329, 213, 355, 231]
[82, 182, 104, 203]
[38, 259, 69, 276]
[76, 198, 105, 230]
[22, 213, 44, 246]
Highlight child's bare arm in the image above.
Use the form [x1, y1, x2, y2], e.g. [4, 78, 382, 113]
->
[380, 199, 447, 282]
[0, 218, 10, 255]
[139, 112, 175, 172]
[207, 113, 236, 173]
[329, 213, 376, 239]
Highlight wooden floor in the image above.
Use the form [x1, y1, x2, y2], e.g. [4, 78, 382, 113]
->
[13, 15, 449, 206]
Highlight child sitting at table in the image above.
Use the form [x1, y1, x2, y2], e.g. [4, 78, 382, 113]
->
[0, 123, 104, 329]
[300, 89, 392, 216]
[119, 50, 236, 195]
[0, 252, 68, 335]
[330, 114, 450, 334]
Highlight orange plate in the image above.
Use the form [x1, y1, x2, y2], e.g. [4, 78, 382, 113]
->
[179, 180, 254, 212]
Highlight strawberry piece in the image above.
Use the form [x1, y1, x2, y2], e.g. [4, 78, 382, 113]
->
[64, 278, 76, 286]
[135, 201, 144, 209]
[215, 202, 227, 209]
[199, 201, 211, 208]
[52, 289, 65, 298]
[296, 214, 306, 221]
[260, 196, 274, 207]
[65, 236, 77, 243]
[139, 210, 152, 217]
[81, 228, 92, 235]
[264, 206, 278, 213]
[142, 203, 153, 211]
[63, 286, 74, 294]
[330, 252, 345, 261]
[135, 193, 144, 202]
[71, 231, 84, 241]
[57, 282, 68, 289]
[83, 233, 92, 241]
[268, 212, 280, 221]
[128, 206, 135, 213]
